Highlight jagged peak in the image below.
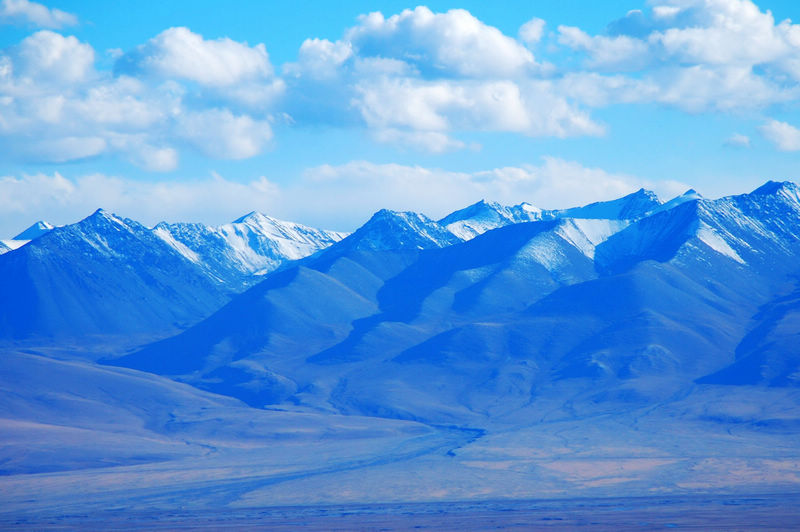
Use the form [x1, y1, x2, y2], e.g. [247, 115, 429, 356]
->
[13, 220, 54, 241]
[232, 211, 274, 224]
[516, 202, 541, 213]
[90, 208, 113, 219]
[624, 187, 661, 203]
[439, 200, 508, 225]
[339, 208, 456, 251]
[751, 180, 799, 197]
[369, 209, 433, 224]
[752, 180, 787, 194]
[83, 209, 130, 229]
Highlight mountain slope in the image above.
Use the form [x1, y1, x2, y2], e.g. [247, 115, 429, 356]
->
[111, 215, 628, 406]
[109, 209, 460, 404]
[698, 284, 800, 387]
[596, 181, 800, 278]
[0, 210, 230, 342]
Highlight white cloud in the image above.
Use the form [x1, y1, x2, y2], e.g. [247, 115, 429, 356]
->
[353, 77, 603, 138]
[176, 108, 273, 159]
[289, 38, 353, 80]
[558, 25, 650, 69]
[6, 3, 800, 170]
[572, 0, 797, 70]
[29, 136, 106, 162]
[372, 128, 466, 153]
[519, 18, 546, 46]
[345, 7, 536, 78]
[12, 30, 94, 83]
[760, 119, 800, 151]
[115, 27, 273, 87]
[119, 139, 179, 172]
[653, 64, 789, 112]
[649, 0, 790, 66]
[280, 6, 604, 150]
[724, 133, 751, 148]
[0, 30, 278, 168]
[556, 0, 800, 112]
[0, 0, 76, 29]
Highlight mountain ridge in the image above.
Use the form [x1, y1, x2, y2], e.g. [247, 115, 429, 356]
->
[105, 181, 800, 420]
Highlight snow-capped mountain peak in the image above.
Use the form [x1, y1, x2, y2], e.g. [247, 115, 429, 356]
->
[152, 212, 347, 286]
[751, 180, 800, 205]
[13, 220, 54, 241]
[344, 209, 460, 251]
[651, 188, 704, 214]
[551, 188, 662, 220]
[440, 199, 542, 240]
[1, 220, 57, 254]
[231, 210, 262, 224]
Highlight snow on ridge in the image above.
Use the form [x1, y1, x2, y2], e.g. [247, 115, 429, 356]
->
[556, 219, 630, 259]
[152, 225, 202, 265]
[550, 188, 661, 221]
[345, 209, 459, 250]
[440, 199, 542, 241]
[1, 239, 30, 252]
[13, 220, 54, 241]
[695, 224, 745, 264]
[152, 212, 349, 282]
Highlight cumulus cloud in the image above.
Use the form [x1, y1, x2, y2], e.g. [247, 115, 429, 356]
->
[0, 28, 279, 168]
[115, 27, 273, 86]
[280, 7, 603, 149]
[760, 119, 800, 151]
[353, 77, 603, 138]
[649, 0, 790, 66]
[0, 0, 76, 29]
[557, 0, 800, 112]
[5, 3, 800, 169]
[11, 30, 94, 83]
[345, 7, 537, 78]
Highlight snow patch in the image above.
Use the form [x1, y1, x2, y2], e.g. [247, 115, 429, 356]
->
[152, 226, 202, 264]
[556, 219, 629, 259]
[1, 239, 30, 251]
[696, 224, 745, 264]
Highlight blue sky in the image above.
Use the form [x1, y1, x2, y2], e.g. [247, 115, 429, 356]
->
[1, 0, 800, 235]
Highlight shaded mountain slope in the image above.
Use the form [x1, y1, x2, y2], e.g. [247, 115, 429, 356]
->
[0, 210, 229, 341]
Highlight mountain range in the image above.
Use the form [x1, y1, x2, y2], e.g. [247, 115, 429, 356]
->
[101, 181, 800, 421]
[0, 211, 345, 342]
[2, 181, 800, 515]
